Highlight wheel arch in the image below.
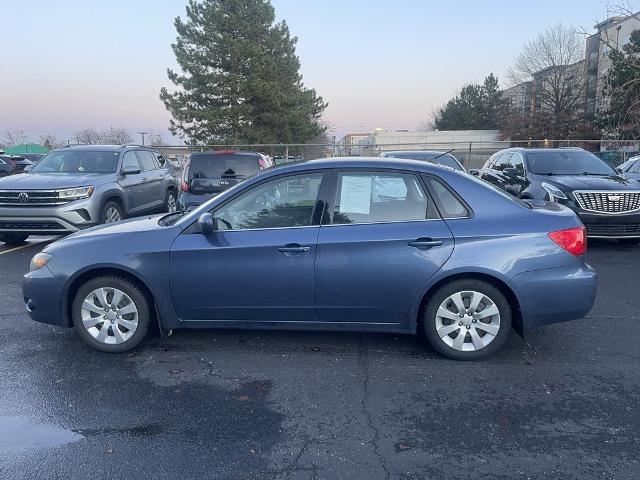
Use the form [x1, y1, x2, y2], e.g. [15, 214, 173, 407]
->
[414, 271, 523, 338]
[99, 190, 127, 218]
[64, 266, 160, 332]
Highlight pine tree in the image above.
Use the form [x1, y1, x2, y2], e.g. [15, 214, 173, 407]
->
[160, 0, 327, 144]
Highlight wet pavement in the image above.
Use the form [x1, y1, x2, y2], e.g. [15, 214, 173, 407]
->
[0, 237, 639, 479]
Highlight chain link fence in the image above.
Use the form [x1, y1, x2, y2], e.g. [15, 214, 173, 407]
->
[156, 139, 640, 171]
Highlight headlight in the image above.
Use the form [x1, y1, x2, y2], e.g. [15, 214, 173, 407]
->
[30, 253, 53, 272]
[541, 182, 567, 202]
[58, 186, 94, 200]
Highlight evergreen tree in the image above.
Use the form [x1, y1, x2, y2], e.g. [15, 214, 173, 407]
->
[598, 29, 640, 139]
[431, 74, 511, 130]
[160, 0, 327, 144]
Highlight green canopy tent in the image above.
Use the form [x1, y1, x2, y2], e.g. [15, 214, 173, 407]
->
[4, 143, 49, 154]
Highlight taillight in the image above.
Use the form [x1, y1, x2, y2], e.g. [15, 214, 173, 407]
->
[548, 226, 586, 256]
[181, 181, 189, 193]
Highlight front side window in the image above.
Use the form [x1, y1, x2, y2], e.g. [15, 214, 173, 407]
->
[122, 151, 140, 171]
[214, 173, 323, 230]
[332, 172, 429, 225]
[136, 151, 158, 171]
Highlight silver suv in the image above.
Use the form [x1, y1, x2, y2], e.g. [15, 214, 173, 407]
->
[0, 145, 178, 245]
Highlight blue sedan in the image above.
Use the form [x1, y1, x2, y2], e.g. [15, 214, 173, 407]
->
[23, 158, 597, 360]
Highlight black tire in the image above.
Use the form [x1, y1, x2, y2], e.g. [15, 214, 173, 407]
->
[100, 200, 124, 224]
[0, 233, 29, 245]
[618, 238, 640, 245]
[164, 189, 177, 213]
[423, 279, 512, 361]
[71, 275, 151, 353]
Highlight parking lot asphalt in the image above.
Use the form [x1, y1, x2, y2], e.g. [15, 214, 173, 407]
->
[0, 237, 639, 480]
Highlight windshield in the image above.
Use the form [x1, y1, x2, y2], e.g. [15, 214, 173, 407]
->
[526, 151, 615, 176]
[32, 150, 120, 174]
[188, 153, 260, 180]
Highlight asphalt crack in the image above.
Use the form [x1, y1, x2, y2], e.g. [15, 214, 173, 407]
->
[359, 337, 391, 480]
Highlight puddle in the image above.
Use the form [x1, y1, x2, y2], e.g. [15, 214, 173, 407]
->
[0, 416, 83, 454]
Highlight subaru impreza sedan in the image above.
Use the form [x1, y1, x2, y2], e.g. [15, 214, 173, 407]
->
[23, 157, 597, 360]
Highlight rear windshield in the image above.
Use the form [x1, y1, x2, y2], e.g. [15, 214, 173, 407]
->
[188, 153, 260, 180]
[31, 150, 120, 174]
[526, 151, 615, 176]
[385, 152, 463, 171]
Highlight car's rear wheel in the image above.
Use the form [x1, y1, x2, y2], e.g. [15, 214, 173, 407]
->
[0, 233, 29, 245]
[71, 275, 151, 353]
[165, 190, 177, 213]
[423, 279, 511, 360]
[101, 201, 124, 224]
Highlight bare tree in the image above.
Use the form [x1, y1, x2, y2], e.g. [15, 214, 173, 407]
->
[508, 23, 589, 139]
[39, 134, 65, 151]
[3, 129, 30, 146]
[74, 128, 102, 145]
[101, 128, 133, 145]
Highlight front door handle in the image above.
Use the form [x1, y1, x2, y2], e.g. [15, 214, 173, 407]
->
[408, 238, 443, 249]
[278, 244, 311, 255]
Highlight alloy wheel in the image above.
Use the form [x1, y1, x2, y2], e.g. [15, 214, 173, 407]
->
[105, 206, 121, 223]
[80, 287, 139, 345]
[434, 290, 501, 352]
[167, 193, 177, 213]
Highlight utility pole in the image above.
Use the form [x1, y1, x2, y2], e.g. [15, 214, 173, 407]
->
[138, 132, 149, 146]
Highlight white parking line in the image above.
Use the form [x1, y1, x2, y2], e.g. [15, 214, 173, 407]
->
[0, 240, 51, 256]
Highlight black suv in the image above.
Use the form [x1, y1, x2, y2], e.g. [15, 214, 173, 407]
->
[476, 148, 640, 242]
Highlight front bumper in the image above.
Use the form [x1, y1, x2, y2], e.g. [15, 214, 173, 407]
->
[510, 262, 597, 330]
[0, 198, 99, 235]
[22, 266, 68, 327]
[576, 211, 640, 238]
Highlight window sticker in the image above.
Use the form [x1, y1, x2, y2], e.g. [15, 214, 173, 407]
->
[340, 176, 372, 214]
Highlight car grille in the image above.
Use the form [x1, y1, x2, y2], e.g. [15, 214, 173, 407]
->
[585, 223, 640, 237]
[0, 219, 67, 231]
[574, 191, 640, 214]
[0, 190, 72, 206]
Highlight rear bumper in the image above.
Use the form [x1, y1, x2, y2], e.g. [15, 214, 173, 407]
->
[576, 211, 640, 238]
[510, 262, 597, 329]
[22, 266, 68, 327]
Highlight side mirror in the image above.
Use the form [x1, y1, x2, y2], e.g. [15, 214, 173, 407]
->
[469, 169, 479, 176]
[122, 166, 141, 175]
[198, 212, 217, 234]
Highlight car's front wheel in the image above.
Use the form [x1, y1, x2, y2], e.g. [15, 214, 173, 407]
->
[423, 279, 511, 360]
[71, 275, 151, 353]
[100, 201, 124, 224]
[0, 233, 29, 245]
[165, 189, 177, 213]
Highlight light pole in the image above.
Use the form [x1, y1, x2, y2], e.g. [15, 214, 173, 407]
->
[138, 132, 149, 146]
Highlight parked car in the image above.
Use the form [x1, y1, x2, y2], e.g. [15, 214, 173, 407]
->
[618, 156, 640, 181]
[0, 155, 34, 176]
[475, 148, 640, 243]
[0, 145, 178, 245]
[178, 150, 273, 210]
[23, 157, 596, 360]
[19, 153, 46, 164]
[380, 150, 466, 172]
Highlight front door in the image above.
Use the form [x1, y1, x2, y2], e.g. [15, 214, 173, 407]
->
[170, 172, 325, 322]
[315, 171, 454, 324]
[119, 151, 147, 213]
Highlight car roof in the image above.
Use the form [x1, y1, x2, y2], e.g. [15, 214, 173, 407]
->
[497, 147, 587, 154]
[265, 156, 454, 174]
[190, 150, 264, 157]
[54, 144, 155, 152]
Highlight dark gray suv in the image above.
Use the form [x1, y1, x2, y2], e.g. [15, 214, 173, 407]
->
[0, 145, 178, 245]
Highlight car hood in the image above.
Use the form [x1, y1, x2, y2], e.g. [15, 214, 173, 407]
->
[533, 174, 640, 191]
[0, 172, 110, 189]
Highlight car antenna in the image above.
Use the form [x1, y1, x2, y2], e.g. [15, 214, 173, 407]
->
[430, 149, 456, 162]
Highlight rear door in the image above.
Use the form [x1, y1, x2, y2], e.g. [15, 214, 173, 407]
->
[188, 153, 260, 196]
[315, 169, 454, 324]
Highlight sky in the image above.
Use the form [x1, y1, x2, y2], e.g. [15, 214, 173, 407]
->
[0, 0, 634, 144]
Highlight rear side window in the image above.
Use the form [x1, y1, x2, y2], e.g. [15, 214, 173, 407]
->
[188, 153, 260, 180]
[136, 151, 158, 171]
[332, 172, 432, 225]
[426, 178, 469, 218]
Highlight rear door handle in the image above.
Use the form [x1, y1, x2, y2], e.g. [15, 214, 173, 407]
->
[408, 238, 443, 249]
[278, 244, 311, 254]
